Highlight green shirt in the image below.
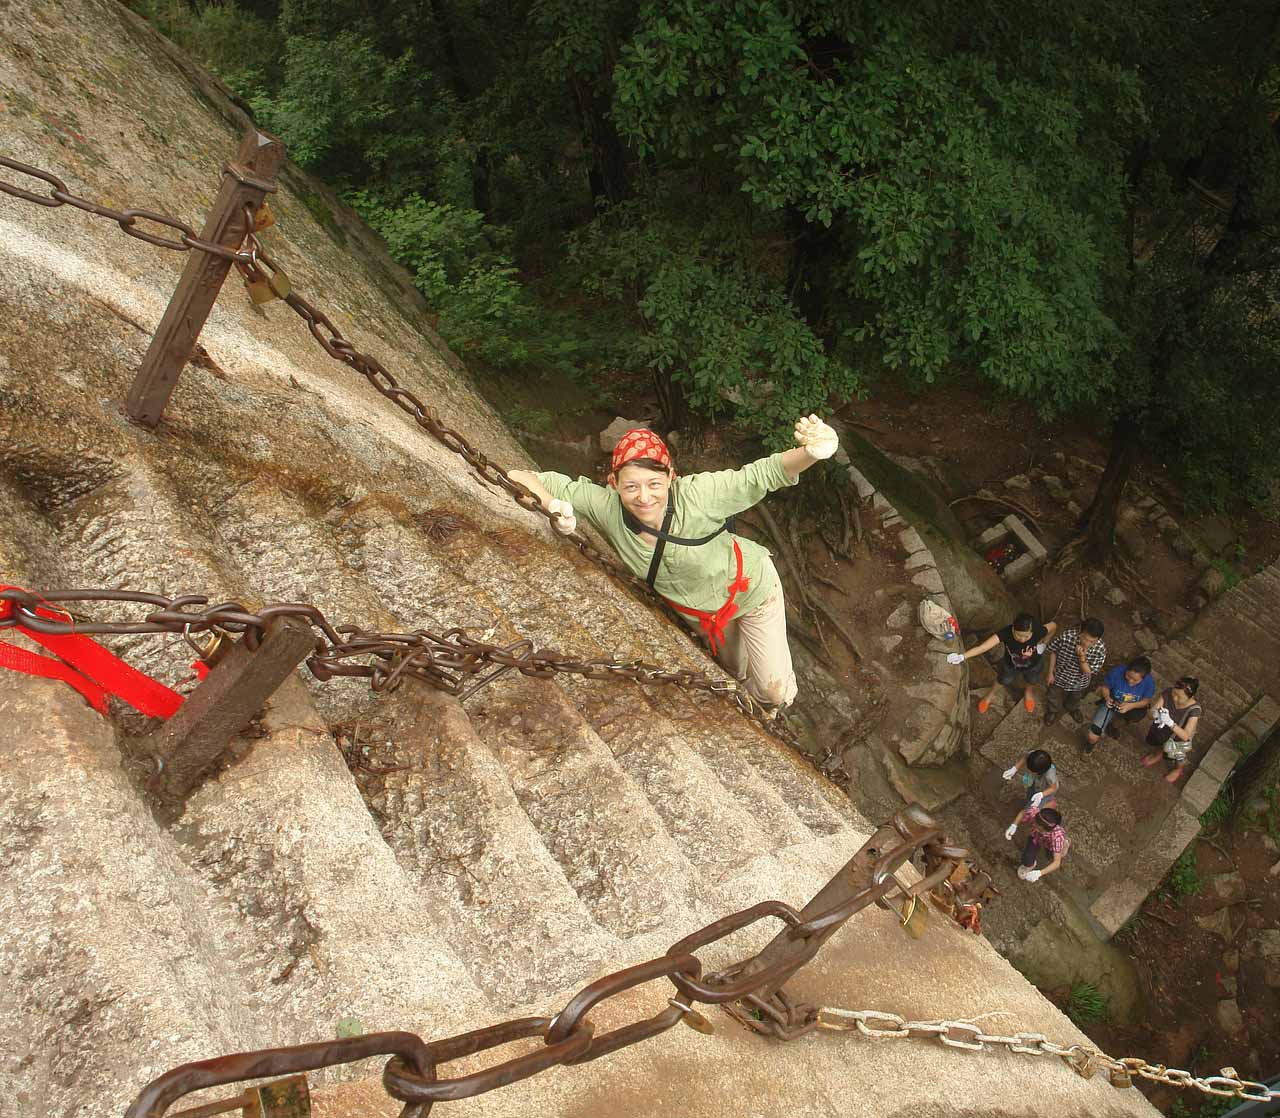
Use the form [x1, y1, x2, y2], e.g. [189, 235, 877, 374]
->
[537, 453, 798, 614]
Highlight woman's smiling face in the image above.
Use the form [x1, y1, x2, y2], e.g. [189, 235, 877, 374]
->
[610, 462, 674, 527]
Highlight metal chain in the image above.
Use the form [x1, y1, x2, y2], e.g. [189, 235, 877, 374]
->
[813, 1007, 1280, 1102]
[0, 587, 782, 726]
[122, 807, 989, 1118]
[0, 158, 798, 747]
[0, 156, 252, 262]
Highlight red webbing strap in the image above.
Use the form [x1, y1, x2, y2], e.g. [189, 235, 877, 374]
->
[665, 540, 750, 656]
[0, 587, 184, 718]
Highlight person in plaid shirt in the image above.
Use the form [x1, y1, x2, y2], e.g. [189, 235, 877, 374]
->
[1008, 804, 1069, 883]
[1043, 618, 1106, 725]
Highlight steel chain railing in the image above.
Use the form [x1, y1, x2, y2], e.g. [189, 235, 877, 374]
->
[0, 157, 799, 748]
[814, 1007, 1280, 1102]
[123, 805, 999, 1117]
[0, 586, 787, 721]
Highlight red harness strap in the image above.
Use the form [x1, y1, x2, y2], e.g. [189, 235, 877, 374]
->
[0, 587, 184, 718]
[665, 539, 750, 656]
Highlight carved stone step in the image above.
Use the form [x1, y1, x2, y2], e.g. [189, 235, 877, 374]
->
[468, 672, 706, 939]
[372, 687, 618, 1008]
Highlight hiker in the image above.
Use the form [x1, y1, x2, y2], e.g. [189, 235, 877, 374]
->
[1043, 618, 1107, 725]
[1001, 748, 1060, 839]
[947, 613, 1058, 714]
[1142, 677, 1202, 784]
[1085, 656, 1156, 752]
[508, 415, 839, 711]
[1006, 804, 1069, 883]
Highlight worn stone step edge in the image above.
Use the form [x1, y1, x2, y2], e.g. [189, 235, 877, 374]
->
[1169, 636, 1264, 706]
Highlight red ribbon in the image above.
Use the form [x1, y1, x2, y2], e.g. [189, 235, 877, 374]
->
[666, 540, 750, 656]
[0, 587, 184, 718]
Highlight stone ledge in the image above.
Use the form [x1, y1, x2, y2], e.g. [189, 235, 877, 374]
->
[1090, 880, 1151, 938]
[1198, 740, 1241, 783]
[1181, 768, 1220, 816]
[836, 459, 967, 771]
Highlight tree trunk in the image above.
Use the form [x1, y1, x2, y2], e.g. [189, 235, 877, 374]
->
[784, 205, 828, 329]
[570, 74, 629, 207]
[427, 0, 493, 219]
[654, 369, 689, 433]
[1081, 416, 1139, 565]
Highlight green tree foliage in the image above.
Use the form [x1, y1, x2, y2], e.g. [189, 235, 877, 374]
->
[132, 0, 1280, 519]
[570, 199, 857, 438]
[612, 1, 1134, 411]
[349, 193, 531, 365]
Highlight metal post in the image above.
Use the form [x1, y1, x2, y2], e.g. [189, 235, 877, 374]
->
[126, 128, 285, 428]
[144, 616, 317, 802]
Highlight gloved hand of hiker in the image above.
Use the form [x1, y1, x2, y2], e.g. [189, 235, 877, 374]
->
[1035, 642, 1046, 654]
[1023, 868, 1042, 883]
[794, 414, 839, 460]
[1002, 766, 1018, 781]
[1156, 707, 1175, 729]
[1029, 791, 1044, 809]
[947, 652, 966, 665]
[546, 498, 577, 535]
[1004, 823, 1018, 840]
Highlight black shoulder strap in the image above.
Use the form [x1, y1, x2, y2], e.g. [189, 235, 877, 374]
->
[621, 506, 730, 547]
[644, 499, 675, 590]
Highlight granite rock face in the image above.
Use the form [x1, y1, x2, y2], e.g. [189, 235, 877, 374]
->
[0, 6, 1157, 1118]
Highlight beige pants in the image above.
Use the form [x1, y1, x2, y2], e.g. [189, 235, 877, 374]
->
[678, 557, 798, 707]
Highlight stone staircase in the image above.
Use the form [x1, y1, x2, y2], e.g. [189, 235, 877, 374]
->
[0, 393, 878, 1115]
[1083, 562, 1280, 935]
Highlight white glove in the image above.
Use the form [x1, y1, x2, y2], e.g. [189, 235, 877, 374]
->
[794, 414, 839, 460]
[1035, 643, 1046, 655]
[1023, 868, 1042, 883]
[1029, 791, 1044, 809]
[946, 652, 966, 665]
[1004, 823, 1017, 841]
[1157, 708, 1175, 729]
[546, 498, 576, 534]
[1002, 766, 1018, 781]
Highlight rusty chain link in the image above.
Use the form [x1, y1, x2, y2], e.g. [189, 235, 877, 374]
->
[0, 158, 799, 747]
[0, 587, 785, 732]
[123, 806, 995, 1117]
[0, 155, 254, 261]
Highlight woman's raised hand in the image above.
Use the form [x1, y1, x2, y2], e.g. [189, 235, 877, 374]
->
[794, 414, 839, 460]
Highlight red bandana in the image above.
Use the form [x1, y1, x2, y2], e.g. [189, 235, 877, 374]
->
[610, 428, 672, 473]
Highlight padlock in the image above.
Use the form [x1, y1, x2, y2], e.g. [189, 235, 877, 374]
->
[245, 1075, 310, 1118]
[667, 997, 715, 1035]
[1108, 1065, 1133, 1089]
[253, 202, 276, 233]
[244, 267, 291, 305]
[898, 894, 930, 939]
[244, 273, 277, 305]
[1063, 1048, 1099, 1080]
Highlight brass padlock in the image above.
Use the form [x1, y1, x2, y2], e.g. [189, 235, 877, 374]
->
[668, 997, 715, 1035]
[169, 1076, 310, 1118]
[253, 202, 276, 233]
[244, 273, 276, 305]
[1063, 1047, 1099, 1080]
[244, 268, 291, 305]
[246, 1075, 311, 1118]
[898, 894, 930, 939]
[1108, 1065, 1133, 1089]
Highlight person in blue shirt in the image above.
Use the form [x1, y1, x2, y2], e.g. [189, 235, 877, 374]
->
[1085, 656, 1156, 752]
